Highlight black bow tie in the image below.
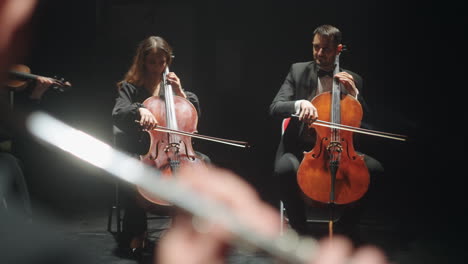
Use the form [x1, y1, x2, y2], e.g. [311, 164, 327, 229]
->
[317, 69, 334, 77]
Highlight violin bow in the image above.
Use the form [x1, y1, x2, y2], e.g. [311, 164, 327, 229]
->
[291, 115, 408, 141]
[134, 120, 250, 148]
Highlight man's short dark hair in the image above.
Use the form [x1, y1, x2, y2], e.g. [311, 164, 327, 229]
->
[313, 25, 342, 46]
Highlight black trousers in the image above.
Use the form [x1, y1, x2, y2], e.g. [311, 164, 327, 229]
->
[0, 152, 32, 218]
[274, 149, 384, 237]
[118, 151, 211, 248]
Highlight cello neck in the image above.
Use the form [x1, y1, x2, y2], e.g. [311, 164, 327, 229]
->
[163, 67, 179, 131]
[330, 53, 341, 141]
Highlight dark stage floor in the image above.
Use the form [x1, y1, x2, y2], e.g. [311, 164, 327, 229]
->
[53, 209, 277, 264]
[27, 203, 462, 264]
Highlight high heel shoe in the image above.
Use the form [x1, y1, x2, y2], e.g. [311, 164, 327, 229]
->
[115, 246, 143, 260]
[116, 232, 147, 260]
[129, 232, 146, 249]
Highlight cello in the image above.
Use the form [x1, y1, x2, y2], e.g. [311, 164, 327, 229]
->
[296, 52, 370, 206]
[138, 66, 205, 206]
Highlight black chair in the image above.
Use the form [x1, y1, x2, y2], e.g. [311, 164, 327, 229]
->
[107, 180, 171, 235]
[278, 118, 342, 235]
[107, 126, 170, 236]
[107, 180, 123, 234]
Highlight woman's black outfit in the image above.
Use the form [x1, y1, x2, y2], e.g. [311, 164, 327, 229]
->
[112, 81, 205, 252]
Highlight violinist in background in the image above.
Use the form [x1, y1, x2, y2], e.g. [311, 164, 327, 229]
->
[1, 61, 71, 217]
[0, 72, 55, 218]
[112, 35, 208, 258]
[0, 1, 95, 263]
[1, 64, 69, 218]
[2, 64, 64, 108]
[5, 63, 71, 102]
[269, 25, 384, 241]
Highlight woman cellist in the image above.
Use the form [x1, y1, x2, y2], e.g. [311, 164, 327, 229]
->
[269, 25, 384, 241]
[112, 36, 208, 257]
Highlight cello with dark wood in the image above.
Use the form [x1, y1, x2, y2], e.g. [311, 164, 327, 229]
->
[296, 51, 370, 206]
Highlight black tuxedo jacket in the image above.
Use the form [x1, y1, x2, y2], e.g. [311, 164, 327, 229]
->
[269, 61, 368, 160]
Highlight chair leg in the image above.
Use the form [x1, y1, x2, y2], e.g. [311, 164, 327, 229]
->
[280, 200, 284, 235]
[116, 181, 121, 234]
[107, 181, 122, 235]
[107, 205, 113, 233]
[107, 204, 121, 234]
[116, 204, 121, 234]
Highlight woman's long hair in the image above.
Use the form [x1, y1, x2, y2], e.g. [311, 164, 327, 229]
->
[118, 36, 173, 89]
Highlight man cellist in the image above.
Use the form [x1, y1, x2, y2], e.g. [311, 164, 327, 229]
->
[269, 24, 384, 241]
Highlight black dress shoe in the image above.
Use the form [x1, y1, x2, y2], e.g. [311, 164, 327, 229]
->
[143, 238, 155, 252]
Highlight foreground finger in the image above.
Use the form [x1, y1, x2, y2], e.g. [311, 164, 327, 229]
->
[311, 236, 352, 264]
[350, 246, 388, 264]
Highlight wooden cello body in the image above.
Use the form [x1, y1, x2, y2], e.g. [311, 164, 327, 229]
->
[297, 54, 369, 205]
[138, 67, 205, 206]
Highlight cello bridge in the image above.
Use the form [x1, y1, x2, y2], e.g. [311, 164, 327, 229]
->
[326, 141, 343, 153]
[164, 142, 180, 153]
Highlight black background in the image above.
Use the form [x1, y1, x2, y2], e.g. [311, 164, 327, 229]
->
[16, 0, 464, 245]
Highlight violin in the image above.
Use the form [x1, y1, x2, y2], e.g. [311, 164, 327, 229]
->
[6, 64, 71, 92]
[296, 52, 370, 205]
